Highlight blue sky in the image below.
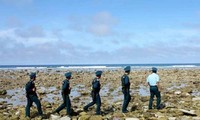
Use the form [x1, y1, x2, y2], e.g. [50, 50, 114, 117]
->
[0, 0, 200, 65]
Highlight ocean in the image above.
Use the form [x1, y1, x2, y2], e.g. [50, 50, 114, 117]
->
[0, 63, 200, 70]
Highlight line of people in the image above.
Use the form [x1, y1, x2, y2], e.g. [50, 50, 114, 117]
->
[25, 66, 162, 118]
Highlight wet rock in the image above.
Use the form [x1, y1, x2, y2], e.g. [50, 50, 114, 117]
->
[179, 109, 197, 116]
[0, 90, 7, 95]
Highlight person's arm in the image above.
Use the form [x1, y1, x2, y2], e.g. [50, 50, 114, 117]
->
[147, 82, 150, 87]
[146, 77, 150, 87]
[157, 81, 160, 92]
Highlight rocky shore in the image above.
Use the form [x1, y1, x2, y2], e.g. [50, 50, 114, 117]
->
[0, 68, 200, 120]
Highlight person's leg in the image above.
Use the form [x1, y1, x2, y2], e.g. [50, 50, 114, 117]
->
[84, 94, 96, 110]
[149, 87, 155, 109]
[155, 88, 161, 109]
[25, 96, 33, 117]
[122, 91, 129, 112]
[54, 95, 66, 113]
[84, 100, 95, 110]
[96, 94, 101, 115]
[66, 95, 71, 115]
[31, 95, 43, 115]
[125, 91, 131, 109]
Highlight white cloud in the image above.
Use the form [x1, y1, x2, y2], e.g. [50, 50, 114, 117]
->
[88, 12, 118, 36]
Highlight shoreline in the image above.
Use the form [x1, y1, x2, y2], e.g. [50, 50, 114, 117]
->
[0, 68, 200, 119]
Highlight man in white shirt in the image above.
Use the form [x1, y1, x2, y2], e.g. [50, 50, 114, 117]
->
[146, 67, 161, 109]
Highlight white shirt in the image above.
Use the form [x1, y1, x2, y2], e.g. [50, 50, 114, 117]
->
[146, 73, 159, 86]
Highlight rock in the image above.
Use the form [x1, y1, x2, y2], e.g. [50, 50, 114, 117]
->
[113, 112, 125, 118]
[179, 109, 197, 116]
[0, 104, 7, 109]
[192, 117, 200, 120]
[130, 105, 137, 111]
[168, 117, 176, 120]
[174, 91, 181, 95]
[89, 115, 103, 120]
[15, 111, 20, 116]
[180, 116, 192, 120]
[192, 97, 200, 101]
[126, 118, 140, 120]
[158, 116, 168, 120]
[37, 89, 46, 95]
[78, 115, 91, 120]
[79, 112, 87, 116]
[142, 106, 148, 112]
[50, 114, 61, 120]
[44, 102, 52, 108]
[0, 90, 7, 95]
[60, 116, 71, 120]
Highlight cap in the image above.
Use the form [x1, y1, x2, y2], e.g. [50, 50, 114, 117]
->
[95, 71, 102, 76]
[65, 72, 72, 78]
[29, 72, 36, 79]
[124, 66, 131, 72]
[152, 67, 157, 72]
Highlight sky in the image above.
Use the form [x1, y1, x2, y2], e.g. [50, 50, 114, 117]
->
[0, 0, 200, 65]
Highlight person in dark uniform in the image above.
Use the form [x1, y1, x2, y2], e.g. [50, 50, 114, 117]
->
[83, 71, 102, 115]
[25, 72, 43, 118]
[146, 67, 161, 109]
[53, 72, 72, 116]
[121, 66, 131, 113]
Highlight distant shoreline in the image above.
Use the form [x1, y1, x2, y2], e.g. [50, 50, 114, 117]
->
[0, 63, 200, 70]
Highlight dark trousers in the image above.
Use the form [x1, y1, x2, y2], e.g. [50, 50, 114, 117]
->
[122, 90, 131, 112]
[25, 95, 43, 117]
[55, 94, 71, 115]
[84, 93, 101, 115]
[149, 86, 161, 109]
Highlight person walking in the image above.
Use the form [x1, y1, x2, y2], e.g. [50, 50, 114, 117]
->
[83, 71, 102, 115]
[53, 72, 72, 116]
[25, 72, 43, 118]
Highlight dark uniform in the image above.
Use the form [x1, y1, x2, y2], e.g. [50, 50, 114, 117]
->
[121, 66, 131, 113]
[25, 72, 43, 117]
[83, 71, 102, 115]
[54, 72, 72, 115]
